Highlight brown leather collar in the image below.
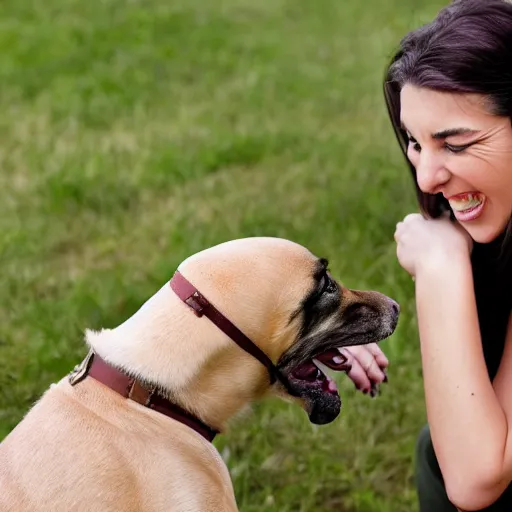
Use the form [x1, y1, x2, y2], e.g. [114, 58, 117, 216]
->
[170, 271, 280, 384]
[68, 270, 289, 443]
[68, 351, 218, 442]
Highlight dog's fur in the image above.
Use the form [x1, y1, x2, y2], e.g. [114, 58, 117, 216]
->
[0, 237, 399, 512]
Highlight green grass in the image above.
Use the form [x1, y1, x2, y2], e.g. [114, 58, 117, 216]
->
[0, 0, 447, 510]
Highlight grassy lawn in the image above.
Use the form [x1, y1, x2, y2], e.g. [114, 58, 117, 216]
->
[0, 0, 447, 510]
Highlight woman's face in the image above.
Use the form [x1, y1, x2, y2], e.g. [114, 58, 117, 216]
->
[400, 84, 512, 243]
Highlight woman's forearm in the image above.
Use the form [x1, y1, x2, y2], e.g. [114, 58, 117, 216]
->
[415, 256, 508, 509]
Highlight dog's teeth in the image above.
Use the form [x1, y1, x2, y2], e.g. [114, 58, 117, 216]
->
[312, 358, 329, 376]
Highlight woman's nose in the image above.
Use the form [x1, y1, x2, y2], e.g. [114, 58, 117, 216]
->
[415, 152, 451, 194]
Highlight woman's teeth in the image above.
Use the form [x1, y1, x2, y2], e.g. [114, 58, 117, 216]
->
[448, 193, 484, 212]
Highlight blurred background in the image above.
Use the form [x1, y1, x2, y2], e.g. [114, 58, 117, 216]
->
[0, 0, 447, 510]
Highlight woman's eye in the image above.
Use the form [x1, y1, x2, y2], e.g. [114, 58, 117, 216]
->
[445, 143, 469, 154]
[408, 136, 422, 152]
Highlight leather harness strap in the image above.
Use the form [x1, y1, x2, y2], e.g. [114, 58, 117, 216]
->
[69, 351, 218, 442]
[169, 271, 279, 384]
[68, 270, 290, 443]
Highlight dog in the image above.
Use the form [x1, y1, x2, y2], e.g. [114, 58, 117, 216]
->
[0, 237, 399, 512]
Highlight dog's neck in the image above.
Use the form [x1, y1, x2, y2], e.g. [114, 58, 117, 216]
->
[85, 284, 271, 432]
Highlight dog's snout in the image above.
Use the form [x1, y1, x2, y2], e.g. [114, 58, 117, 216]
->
[384, 297, 400, 334]
[388, 298, 400, 317]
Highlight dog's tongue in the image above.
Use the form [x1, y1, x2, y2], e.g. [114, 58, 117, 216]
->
[311, 359, 338, 394]
[290, 349, 352, 396]
[291, 360, 338, 394]
[322, 372, 338, 394]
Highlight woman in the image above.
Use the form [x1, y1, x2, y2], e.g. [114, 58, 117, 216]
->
[386, 0, 512, 510]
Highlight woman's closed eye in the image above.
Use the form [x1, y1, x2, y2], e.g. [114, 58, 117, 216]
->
[444, 142, 472, 154]
[407, 134, 422, 152]
[407, 133, 473, 155]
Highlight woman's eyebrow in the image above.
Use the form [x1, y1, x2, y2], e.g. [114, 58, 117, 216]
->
[400, 122, 479, 140]
[432, 127, 479, 139]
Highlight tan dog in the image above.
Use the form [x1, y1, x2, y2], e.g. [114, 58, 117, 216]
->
[0, 237, 399, 512]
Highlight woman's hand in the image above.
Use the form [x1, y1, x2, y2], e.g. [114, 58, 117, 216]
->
[340, 343, 389, 397]
[394, 213, 472, 278]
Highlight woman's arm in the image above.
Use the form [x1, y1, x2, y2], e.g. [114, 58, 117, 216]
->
[415, 255, 512, 511]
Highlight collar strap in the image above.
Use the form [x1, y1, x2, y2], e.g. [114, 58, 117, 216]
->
[170, 271, 279, 385]
[68, 351, 218, 442]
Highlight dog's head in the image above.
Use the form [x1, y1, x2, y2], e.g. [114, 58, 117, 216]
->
[177, 237, 399, 425]
[274, 258, 398, 424]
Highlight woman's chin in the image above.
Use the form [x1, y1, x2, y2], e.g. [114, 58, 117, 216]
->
[463, 221, 508, 245]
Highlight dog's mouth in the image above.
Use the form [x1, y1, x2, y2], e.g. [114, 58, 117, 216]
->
[277, 283, 400, 426]
[290, 348, 351, 395]
[285, 348, 352, 425]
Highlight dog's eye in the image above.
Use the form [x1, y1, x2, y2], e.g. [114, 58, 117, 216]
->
[320, 273, 337, 295]
[311, 271, 338, 302]
[324, 278, 337, 294]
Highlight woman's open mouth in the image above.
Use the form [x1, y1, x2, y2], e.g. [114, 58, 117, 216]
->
[448, 192, 486, 222]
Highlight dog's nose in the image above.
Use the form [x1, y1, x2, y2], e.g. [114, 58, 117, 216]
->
[388, 298, 400, 316]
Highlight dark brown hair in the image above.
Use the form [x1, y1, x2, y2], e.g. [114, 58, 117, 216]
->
[384, 0, 512, 377]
